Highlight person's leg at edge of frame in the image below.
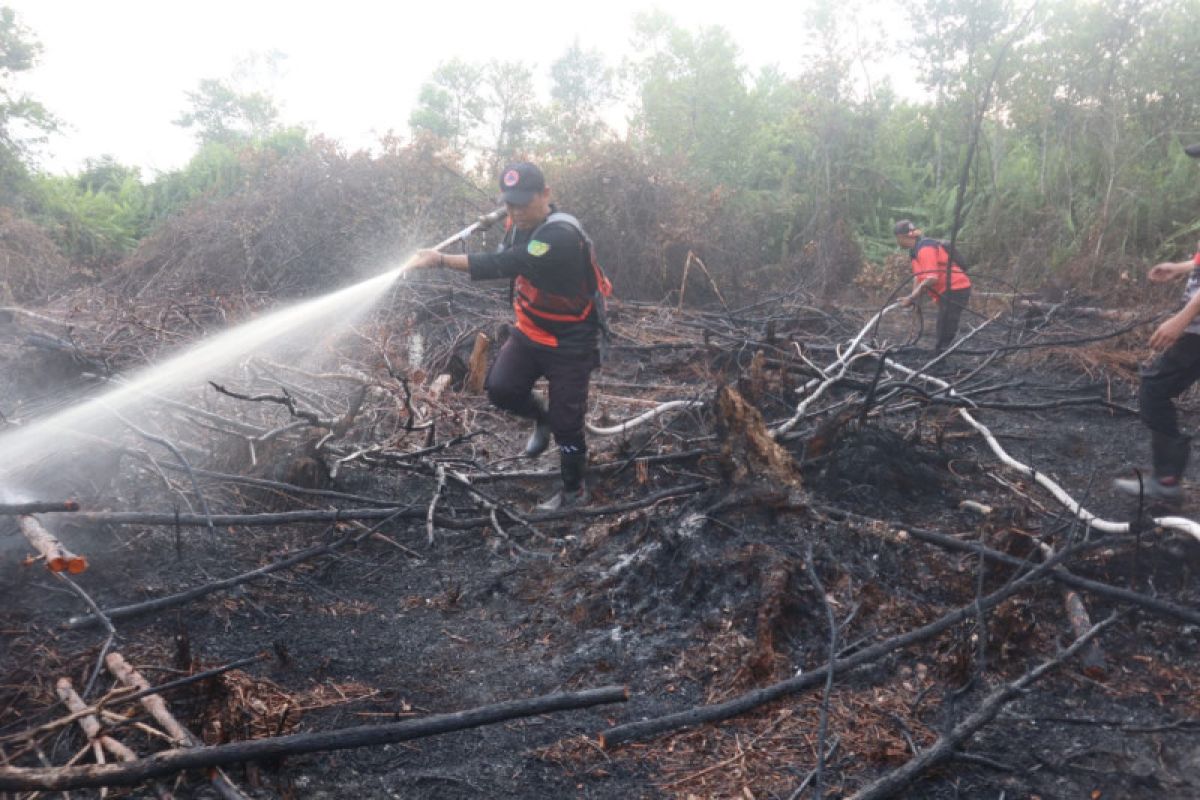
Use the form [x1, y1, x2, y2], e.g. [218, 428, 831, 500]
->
[484, 334, 551, 457]
[1114, 333, 1200, 501]
[535, 348, 598, 511]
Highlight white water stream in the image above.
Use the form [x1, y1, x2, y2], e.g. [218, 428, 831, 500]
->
[0, 264, 409, 496]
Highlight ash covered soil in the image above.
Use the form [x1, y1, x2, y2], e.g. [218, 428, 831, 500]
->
[2, 286, 1199, 800]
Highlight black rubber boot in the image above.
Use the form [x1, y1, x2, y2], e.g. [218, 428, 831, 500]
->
[536, 450, 589, 511]
[523, 395, 552, 458]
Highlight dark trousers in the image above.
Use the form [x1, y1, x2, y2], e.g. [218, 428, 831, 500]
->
[485, 333, 598, 451]
[935, 286, 972, 353]
[1139, 333, 1200, 477]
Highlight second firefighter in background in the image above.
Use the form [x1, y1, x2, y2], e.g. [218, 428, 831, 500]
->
[893, 219, 973, 354]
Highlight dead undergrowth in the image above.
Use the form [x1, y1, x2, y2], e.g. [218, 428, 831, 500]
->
[0, 265, 1198, 800]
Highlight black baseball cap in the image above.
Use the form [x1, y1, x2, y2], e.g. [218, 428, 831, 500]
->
[498, 162, 545, 205]
[893, 219, 918, 236]
[1185, 143, 1200, 158]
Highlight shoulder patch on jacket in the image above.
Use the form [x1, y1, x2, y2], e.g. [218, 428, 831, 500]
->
[527, 239, 550, 257]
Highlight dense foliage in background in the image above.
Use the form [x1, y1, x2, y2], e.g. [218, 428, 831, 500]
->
[1, 0, 1199, 305]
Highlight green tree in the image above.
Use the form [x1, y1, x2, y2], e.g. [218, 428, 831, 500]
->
[907, 0, 1016, 191]
[408, 58, 488, 154]
[544, 41, 615, 157]
[174, 78, 282, 145]
[482, 59, 538, 171]
[31, 168, 146, 266]
[0, 6, 56, 203]
[625, 11, 759, 185]
[174, 54, 291, 147]
[75, 155, 142, 194]
[923, 0, 1197, 285]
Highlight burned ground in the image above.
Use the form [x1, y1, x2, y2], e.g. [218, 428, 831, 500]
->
[1, 278, 1199, 800]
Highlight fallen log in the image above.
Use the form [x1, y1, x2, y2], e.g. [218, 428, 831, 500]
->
[4, 655, 270, 742]
[600, 548, 1070, 747]
[78, 505, 420, 528]
[846, 615, 1117, 800]
[0, 500, 79, 515]
[19, 515, 87, 573]
[157, 461, 400, 506]
[463, 447, 715, 482]
[773, 302, 899, 435]
[816, 504, 1200, 627]
[118, 653, 270, 708]
[67, 534, 363, 628]
[106, 652, 248, 800]
[55, 678, 139, 764]
[74, 481, 710, 530]
[1015, 298, 1138, 322]
[209, 382, 333, 429]
[0, 685, 629, 792]
[69, 483, 711, 628]
[1030, 534, 1108, 678]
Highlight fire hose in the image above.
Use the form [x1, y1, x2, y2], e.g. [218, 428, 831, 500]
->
[430, 206, 508, 252]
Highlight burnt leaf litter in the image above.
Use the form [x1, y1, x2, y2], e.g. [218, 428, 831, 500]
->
[1, 275, 1199, 800]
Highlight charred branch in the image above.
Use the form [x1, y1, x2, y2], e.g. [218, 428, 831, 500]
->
[846, 615, 1118, 800]
[600, 546, 1074, 748]
[0, 500, 79, 515]
[0, 685, 629, 791]
[106, 652, 248, 800]
[873, 350, 1200, 541]
[73, 480, 711, 530]
[55, 678, 139, 764]
[66, 531, 366, 628]
[209, 381, 334, 429]
[816, 504, 1200, 627]
[3, 655, 271, 745]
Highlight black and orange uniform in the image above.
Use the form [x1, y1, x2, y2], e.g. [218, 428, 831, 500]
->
[470, 210, 602, 352]
[467, 208, 601, 470]
[910, 238, 972, 352]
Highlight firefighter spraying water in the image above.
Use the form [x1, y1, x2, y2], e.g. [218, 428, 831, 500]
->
[406, 161, 612, 510]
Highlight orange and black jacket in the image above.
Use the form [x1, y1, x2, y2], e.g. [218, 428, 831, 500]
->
[909, 238, 971, 301]
[467, 210, 600, 352]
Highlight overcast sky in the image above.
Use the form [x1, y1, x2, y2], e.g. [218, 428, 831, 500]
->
[7, 0, 904, 176]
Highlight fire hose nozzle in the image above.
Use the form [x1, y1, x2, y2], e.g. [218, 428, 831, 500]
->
[425, 206, 510, 255]
[475, 207, 508, 231]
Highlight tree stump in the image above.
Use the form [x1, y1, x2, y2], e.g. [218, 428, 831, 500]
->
[464, 332, 491, 395]
[714, 385, 801, 488]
